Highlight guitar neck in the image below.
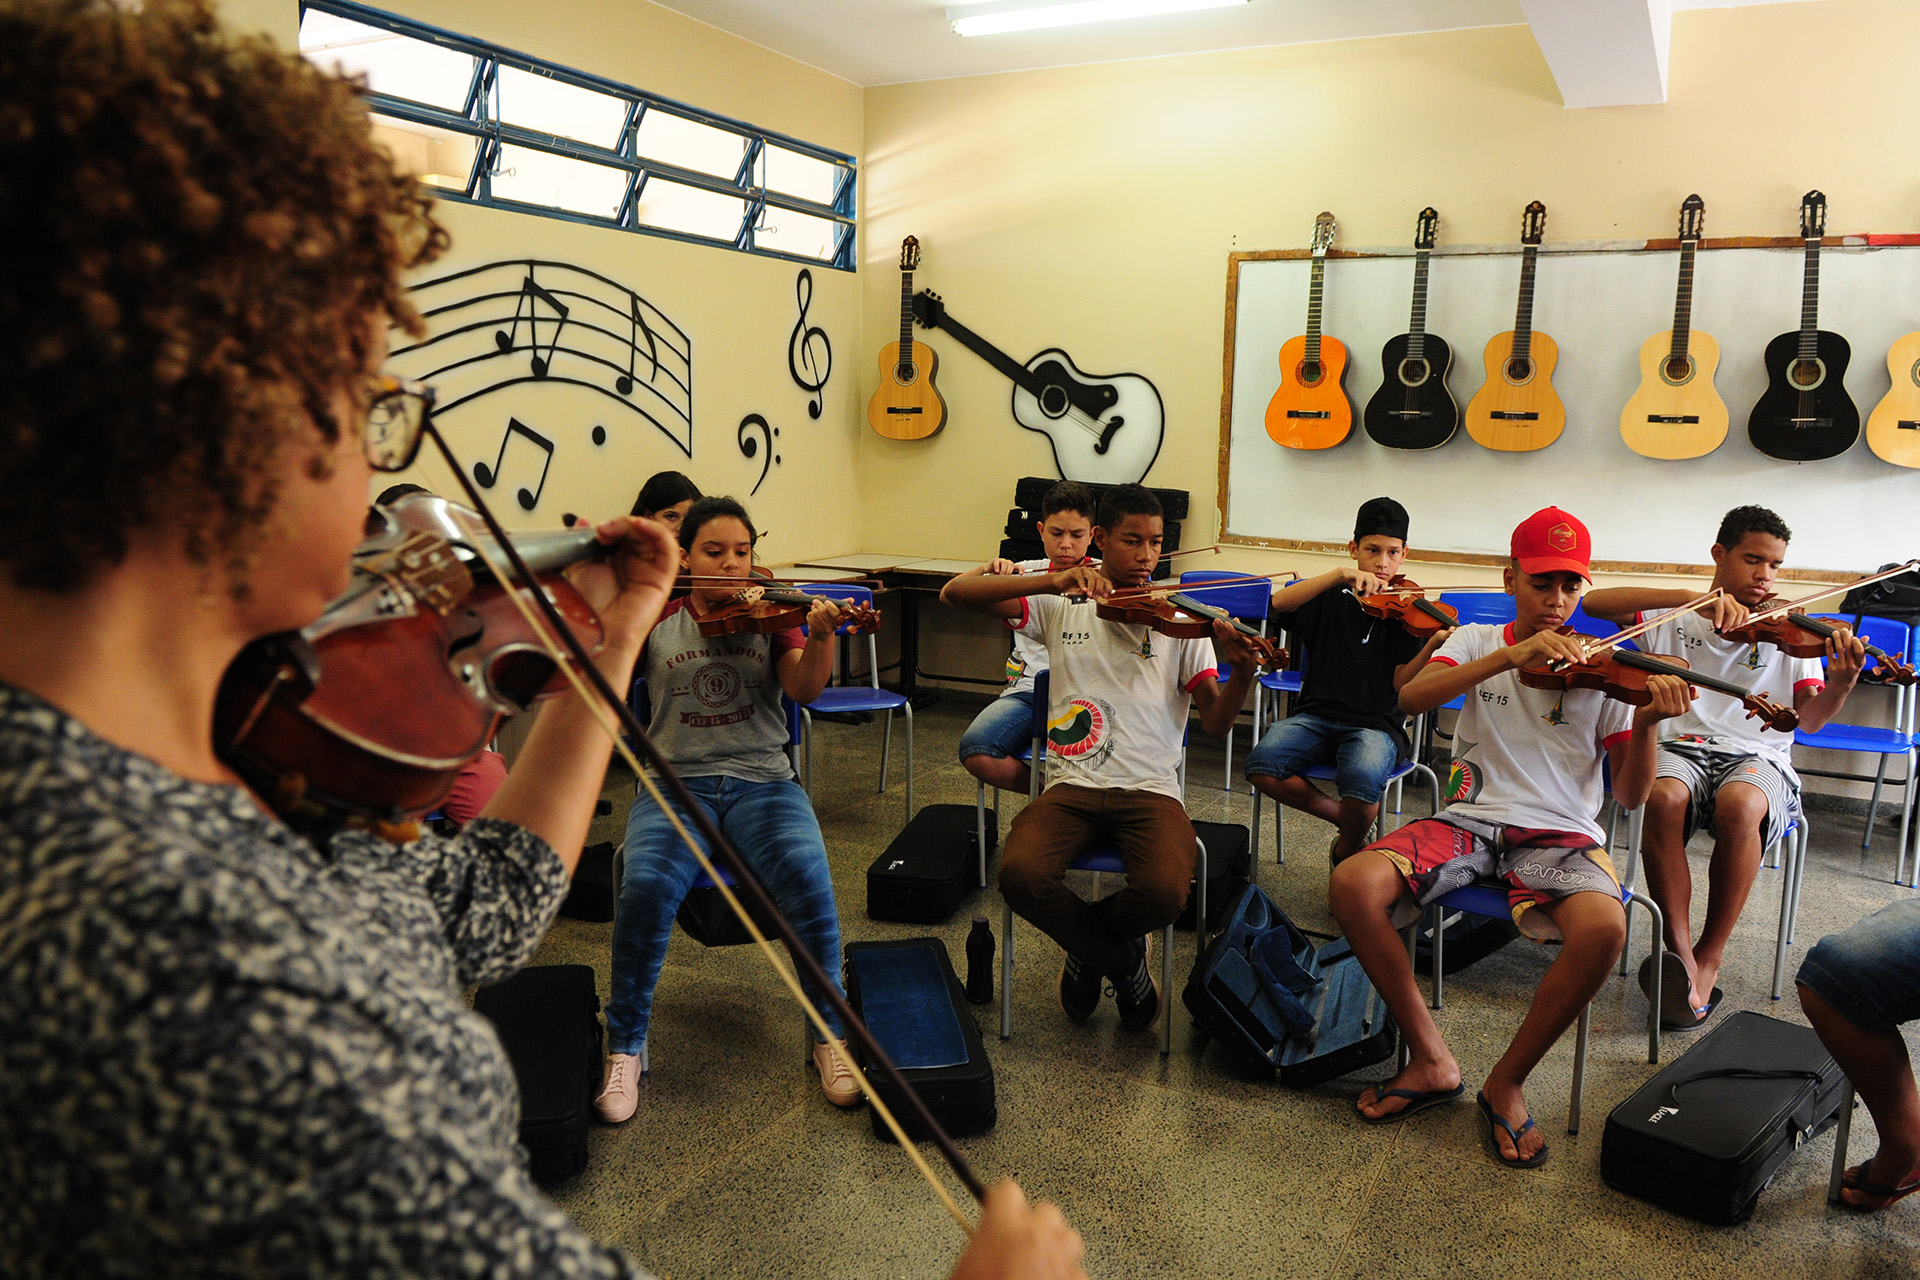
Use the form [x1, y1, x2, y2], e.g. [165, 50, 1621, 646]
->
[1405, 249, 1431, 361]
[924, 307, 1042, 395]
[1304, 257, 1327, 364]
[1512, 245, 1539, 362]
[1670, 240, 1697, 362]
[898, 271, 914, 367]
[1799, 236, 1822, 360]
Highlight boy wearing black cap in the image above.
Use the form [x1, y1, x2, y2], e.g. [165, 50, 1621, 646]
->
[1246, 497, 1448, 864]
[1329, 507, 1693, 1169]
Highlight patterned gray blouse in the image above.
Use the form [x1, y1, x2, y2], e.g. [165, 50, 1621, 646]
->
[0, 685, 646, 1277]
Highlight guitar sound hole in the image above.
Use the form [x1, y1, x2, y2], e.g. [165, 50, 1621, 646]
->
[1907, 357, 1920, 389]
[894, 362, 917, 385]
[1298, 361, 1322, 386]
[1505, 358, 1532, 383]
[1398, 359, 1429, 388]
[1663, 356, 1691, 384]
[1039, 386, 1069, 418]
[1790, 358, 1824, 390]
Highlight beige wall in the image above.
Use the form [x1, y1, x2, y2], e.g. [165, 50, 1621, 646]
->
[858, 0, 1920, 594]
[219, 0, 868, 565]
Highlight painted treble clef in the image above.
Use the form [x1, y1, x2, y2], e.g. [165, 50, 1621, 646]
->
[787, 268, 832, 420]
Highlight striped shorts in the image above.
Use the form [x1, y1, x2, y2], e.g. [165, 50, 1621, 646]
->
[1656, 739, 1798, 849]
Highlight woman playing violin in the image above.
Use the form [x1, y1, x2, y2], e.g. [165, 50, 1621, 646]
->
[598, 496, 863, 1121]
[1584, 505, 1866, 1031]
[0, 6, 1078, 1277]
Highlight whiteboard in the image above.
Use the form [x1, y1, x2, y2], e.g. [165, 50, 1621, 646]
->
[1221, 243, 1920, 573]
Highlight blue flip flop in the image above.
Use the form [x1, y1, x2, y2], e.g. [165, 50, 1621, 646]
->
[1476, 1091, 1548, 1169]
[1356, 1082, 1465, 1126]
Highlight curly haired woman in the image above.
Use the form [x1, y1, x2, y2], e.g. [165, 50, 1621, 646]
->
[0, 3, 1081, 1278]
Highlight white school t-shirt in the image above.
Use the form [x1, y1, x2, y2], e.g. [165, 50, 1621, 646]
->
[1014, 594, 1218, 800]
[1429, 622, 1635, 843]
[1003, 559, 1054, 696]
[1633, 609, 1824, 769]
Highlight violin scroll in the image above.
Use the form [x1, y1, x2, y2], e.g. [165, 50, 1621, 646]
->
[1741, 693, 1800, 734]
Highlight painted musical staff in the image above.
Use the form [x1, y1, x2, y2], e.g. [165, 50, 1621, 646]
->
[473, 417, 556, 510]
[391, 260, 694, 457]
[787, 268, 832, 420]
[737, 413, 780, 496]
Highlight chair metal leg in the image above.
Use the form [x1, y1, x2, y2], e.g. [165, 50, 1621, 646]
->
[1629, 890, 1665, 1064]
[1865, 753, 1891, 852]
[1223, 724, 1234, 793]
[1248, 789, 1261, 891]
[1160, 921, 1175, 1056]
[975, 780, 990, 889]
[1569, 1003, 1592, 1134]
[879, 708, 893, 795]
[1275, 786, 1286, 866]
[1398, 921, 1417, 1070]
[1617, 806, 1644, 976]
[1772, 832, 1795, 1000]
[903, 704, 914, 823]
[1829, 1079, 1857, 1204]
[1000, 898, 1015, 1040]
[1788, 821, 1808, 946]
[1430, 903, 1445, 1010]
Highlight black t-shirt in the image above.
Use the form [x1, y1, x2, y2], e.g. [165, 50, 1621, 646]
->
[1276, 588, 1426, 752]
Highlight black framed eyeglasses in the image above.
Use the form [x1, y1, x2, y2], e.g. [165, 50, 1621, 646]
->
[364, 375, 435, 472]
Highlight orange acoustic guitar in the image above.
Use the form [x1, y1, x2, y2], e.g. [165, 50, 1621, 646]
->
[1464, 201, 1564, 452]
[1265, 212, 1351, 449]
[866, 235, 946, 440]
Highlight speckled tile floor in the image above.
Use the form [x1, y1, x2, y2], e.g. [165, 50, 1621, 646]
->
[524, 695, 1920, 1279]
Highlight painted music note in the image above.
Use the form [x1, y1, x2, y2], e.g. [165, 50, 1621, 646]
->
[616, 294, 659, 396]
[473, 417, 556, 511]
[737, 413, 780, 496]
[787, 268, 831, 420]
[493, 273, 570, 378]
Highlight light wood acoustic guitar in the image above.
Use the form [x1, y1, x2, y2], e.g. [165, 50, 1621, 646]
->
[1264, 212, 1351, 449]
[866, 235, 946, 440]
[1866, 333, 1920, 467]
[1464, 201, 1564, 452]
[1620, 195, 1728, 459]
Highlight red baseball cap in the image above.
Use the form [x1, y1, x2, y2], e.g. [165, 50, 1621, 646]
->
[1511, 507, 1592, 581]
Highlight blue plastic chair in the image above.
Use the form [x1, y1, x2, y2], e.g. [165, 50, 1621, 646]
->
[1176, 570, 1274, 792]
[1419, 591, 1517, 765]
[1248, 748, 1441, 883]
[1790, 615, 1915, 865]
[796, 583, 914, 826]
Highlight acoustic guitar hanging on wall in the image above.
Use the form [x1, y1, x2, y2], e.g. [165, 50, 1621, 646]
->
[1465, 200, 1564, 452]
[1264, 212, 1351, 449]
[1748, 190, 1858, 461]
[867, 236, 946, 440]
[910, 290, 1163, 484]
[1620, 194, 1728, 459]
[1865, 328, 1920, 468]
[1363, 207, 1457, 450]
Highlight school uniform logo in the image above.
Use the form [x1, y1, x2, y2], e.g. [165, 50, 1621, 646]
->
[691, 662, 742, 708]
[1445, 757, 1485, 804]
[1047, 697, 1115, 759]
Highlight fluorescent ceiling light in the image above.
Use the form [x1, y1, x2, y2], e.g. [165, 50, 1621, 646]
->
[947, 0, 1248, 38]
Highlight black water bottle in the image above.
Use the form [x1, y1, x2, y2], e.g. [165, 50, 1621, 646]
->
[964, 916, 995, 1004]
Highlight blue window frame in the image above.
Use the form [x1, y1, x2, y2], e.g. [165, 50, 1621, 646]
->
[298, 0, 857, 270]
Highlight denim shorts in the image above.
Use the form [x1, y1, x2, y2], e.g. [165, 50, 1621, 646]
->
[1797, 896, 1920, 1033]
[958, 689, 1037, 762]
[1243, 713, 1400, 804]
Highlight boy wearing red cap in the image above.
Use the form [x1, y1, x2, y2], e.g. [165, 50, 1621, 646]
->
[1330, 507, 1694, 1169]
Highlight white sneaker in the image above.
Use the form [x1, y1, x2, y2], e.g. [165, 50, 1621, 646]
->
[595, 1051, 643, 1123]
[811, 1038, 864, 1108]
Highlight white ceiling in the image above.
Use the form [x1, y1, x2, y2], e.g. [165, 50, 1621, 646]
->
[652, 0, 1823, 96]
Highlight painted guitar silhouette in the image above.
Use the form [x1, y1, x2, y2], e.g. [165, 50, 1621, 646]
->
[911, 290, 1163, 484]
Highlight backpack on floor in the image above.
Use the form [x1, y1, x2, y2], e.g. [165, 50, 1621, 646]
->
[473, 965, 602, 1185]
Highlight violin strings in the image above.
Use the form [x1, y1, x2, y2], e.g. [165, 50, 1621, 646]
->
[433, 468, 978, 1235]
[1571, 588, 1722, 660]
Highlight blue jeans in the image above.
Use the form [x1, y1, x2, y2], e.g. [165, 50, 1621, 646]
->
[1798, 897, 1920, 1033]
[1243, 713, 1400, 805]
[605, 774, 845, 1054]
[958, 689, 1037, 762]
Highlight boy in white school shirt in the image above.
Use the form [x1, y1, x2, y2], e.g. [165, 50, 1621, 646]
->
[1585, 505, 1865, 1029]
[1330, 507, 1693, 1169]
[940, 484, 1259, 1033]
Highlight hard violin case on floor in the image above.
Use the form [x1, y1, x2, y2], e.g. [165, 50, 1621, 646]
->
[473, 964, 603, 1185]
[866, 803, 990, 924]
[843, 937, 996, 1143]
[1601, 1010, 1844, 1224]
[1182, 885, 1396, 1087]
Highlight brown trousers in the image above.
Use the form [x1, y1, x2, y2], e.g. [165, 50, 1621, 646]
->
[997, 783, 1196, 976]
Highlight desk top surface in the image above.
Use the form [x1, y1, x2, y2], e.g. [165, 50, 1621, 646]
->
[790, 552, 920, 572]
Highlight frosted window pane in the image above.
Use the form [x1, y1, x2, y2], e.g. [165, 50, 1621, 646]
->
[299, 12, 474, 111]
[764, 146, 839, 207]
[490, 146, 628, 219]
[754, 208, 839, 260]
[634, 111, 746, 180]
[635, 179, 747, 241]
[496, 66, 628, 148]
[370, 114, 477, 193]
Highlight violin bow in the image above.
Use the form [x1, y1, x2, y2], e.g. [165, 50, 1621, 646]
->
[422, 426, 984, 1233]
[1739, 560, 1920, 627]
[1101, 570, 1300, 601]
[1553, 589, 1723, 669]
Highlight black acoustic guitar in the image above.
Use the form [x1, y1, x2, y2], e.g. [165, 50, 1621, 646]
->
[1363, 207, 1457, 450]
[1748, 190, 1859, 461]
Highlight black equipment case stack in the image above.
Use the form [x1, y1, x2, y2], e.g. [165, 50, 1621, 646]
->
[1601, 1010, 1845, 1224]
[473, 964, 603, 1185]
[1179, 820, 1251, 930]
[866, 803, 990, 923]
[843, 937, 996, 1142]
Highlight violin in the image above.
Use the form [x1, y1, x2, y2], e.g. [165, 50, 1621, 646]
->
[1516, 627, 1798, 732]
[694, 583, 881, 638]
[1095, 590, 1289, 670]
[1358, 576, 1461, 640]
[1718, 600, 1916, 686]
[215, 494, 605, 825]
